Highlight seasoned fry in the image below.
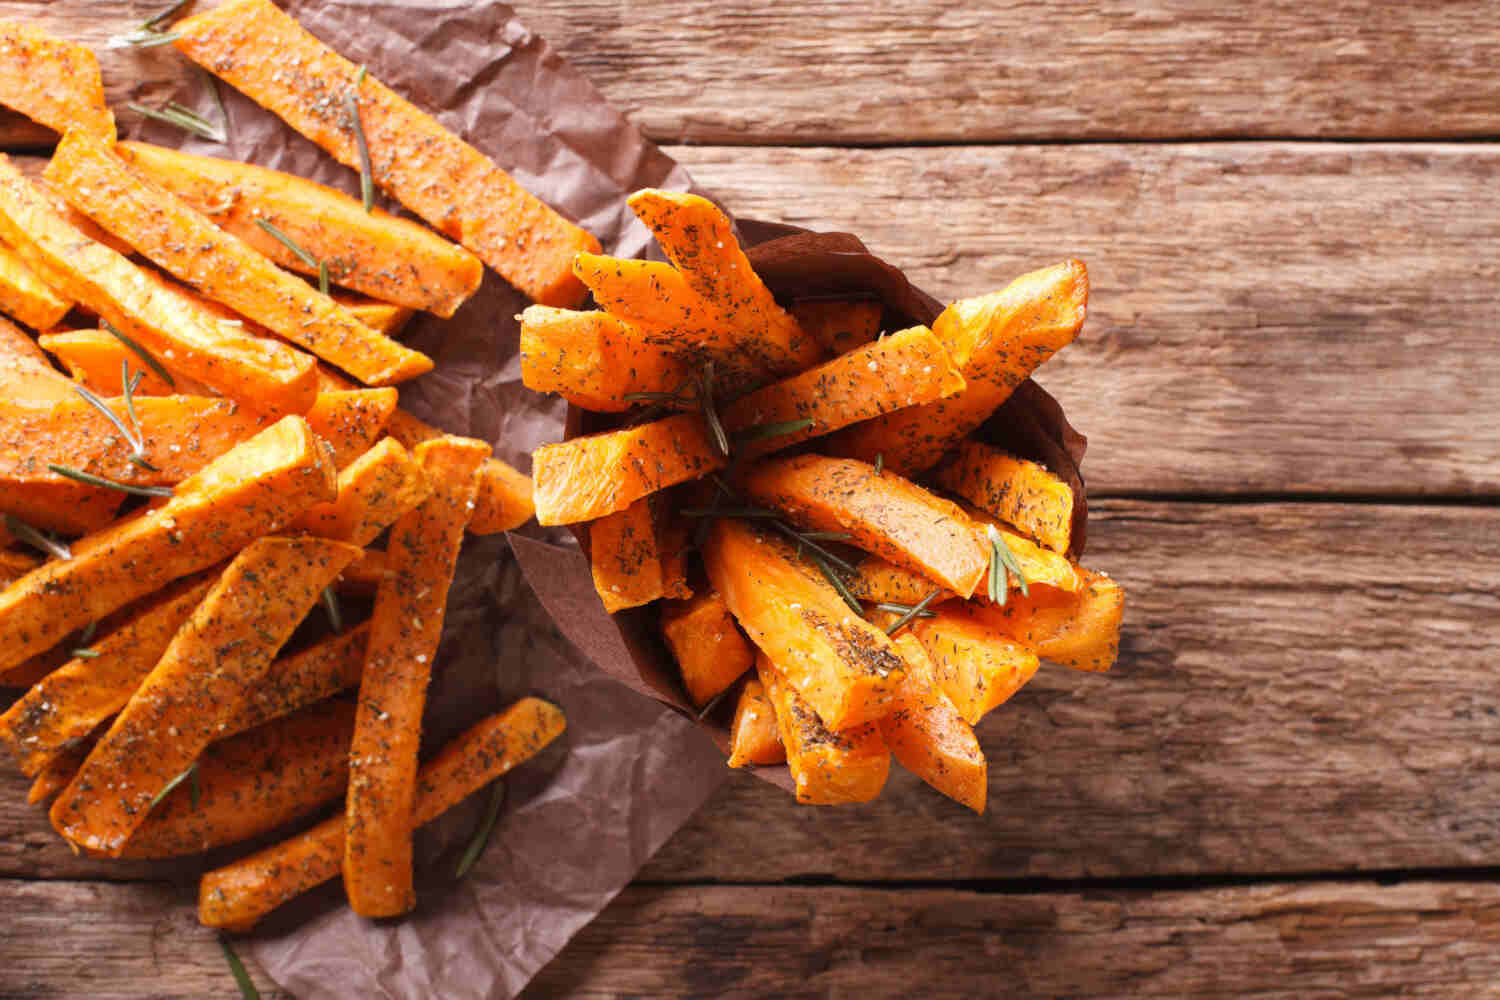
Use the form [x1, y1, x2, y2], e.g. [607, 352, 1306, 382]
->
[120, 699, 356, 859]
[627, 190, 818, 374]
[519, 304, 693, 412]
[0, 548, 37, 586]
[911, 603, 1040, 725]
[0, 313, 76, 403]
[963, 504, 1081, 595]
[117, 142, 483, 317]
[0, 239, 70, 330]
[47, 130, 433, 387]
[978, 569, 1124, 672]
[0, 481, 120, 537]
[338, 548, 390, 594]
[199, 698, 565, 931]
[935, 440, 1076, 554]
[345, 436, 488, 917]
[37, 329, 212, 396]
[880, 634, 986, 813]
[340, 298, 414, 336]
[757, 653, 889, 805]
[0, 22, 114, 140]
[290, 438, 430, 544]
[702, 519, 905, 731]
[50, 535, 361, 854]
[726, 676, 785, 768]
[831, 261, 1088, 475]
[744, 454, 991, 599]
[173, 0, 600, 306]
[377, 405, 534, 535]
[533, 413, 725, 525]
[655, 501, 693, 601]
[304, 388, 400, 467]
[790, 298, 882, 355]
[723, 325, 965, 460]
[0, 416, 336, 675]
[0, 156, 318, 415]
[660, 589, 755, 708]
[224, 624, 368, 734]
[588, 498, 663, 614]
[28, 741, 89, 805]
[848, 557, 953, 607]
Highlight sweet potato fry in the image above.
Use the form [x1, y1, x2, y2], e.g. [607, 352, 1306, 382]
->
[533, 413, 725, 525]
[29, 740, 89, 805]
[744, 454, 991, 599]
[340, 298, 414, 336]
[0, 548, 36, 586]
[120, 699, 356, 859]
[702, 519, 904, 731]
[345, 436, 488, 917]
[656, 501, 693, 601]
[0, 415, 336, 675]
[117, 142, 482, 318]
[963, 504, 1081, 595]
[660, 589, 755, 707]
[848, 557, 953, 607]
[880, 634, 986, 813]
[0, 482, 119, 536]
[224, 624, 368, 734]
[0, 22, 114, 140]
[290, 438, 430, 544]
[377, 406, 534, 534]
[628, 190, 818, 374]
[978, 569, 1125, 673]
[790, 298, 882, 355]
[0, 312, 75, 404]
[48, 130, 433, 387]
[723, 325, 965, 460]
[588, 498, 663, 614]
[50, 534, 360, 854]
[0, 575, 216, 776]
[199, 697, 565, 931]
[911, 603, 1040, 725]
[831, 261, 1088, 475]
[0, 156, 318, 415]
[37, 329, 211, 396]
[757, 653, 889, 805]
[338, 549, 390, 594]
[519, 305, 693, 412]
[935, 440, 1075, 554]
[726, 676, 785, 768]
[0, 239, 69, 330]
[173, 0, 600, 306]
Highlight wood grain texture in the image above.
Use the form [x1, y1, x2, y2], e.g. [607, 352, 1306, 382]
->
[523, 880, 1500, 998]
[0, 879, 287, 999]
[671, 142, 1500, 496]
[3, 2, 1500, 145]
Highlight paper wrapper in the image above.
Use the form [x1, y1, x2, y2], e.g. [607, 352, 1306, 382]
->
[515, 226, 1091, 793]
[125, 1, 726, 997]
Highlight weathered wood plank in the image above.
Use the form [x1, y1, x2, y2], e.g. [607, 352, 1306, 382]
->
[6, 500, 1498, 884]
[0, 879, 287, 999]
[524, 881, 1500, 998]
[3, 2, 1500, 145]
[672, 142, 1500, 496]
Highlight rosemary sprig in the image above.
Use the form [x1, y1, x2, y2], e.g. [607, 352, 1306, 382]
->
[219, 937, 261, 1000]
[190, 763, 201, 807]
[198, 65, 230, 135]
[71, 648, 101, 659]
[814, 556, 863, 616]
[798, 530, 851, 542]
[317, 259, 330, 296]
[695, 684, 734, 721]
[143, 0, 194, 31]
[77, 621, 98, 646]
[3, 514, 71, 561]
[733, 417, 814, 446]
[986, 525, 1030, 605]
[346, 69, 375, 213]
[873, 452, 884, 476]
[882, 589, 942, 636]
[321, 586, 344, 633]
[768, 519, 857, 574]
[72, 367, 158, 471]
[455, 781, 506, 879]
[149, 762, 198, 810]
[109, 28, 182, 49]
[48, 464, 173, 498]
[101, 321, 176, 390]
[697, 364, 730, 458]
[254, 217, 320, 270]
[126, 101, 225, 142]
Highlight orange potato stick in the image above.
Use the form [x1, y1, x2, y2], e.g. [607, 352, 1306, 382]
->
[743, 454, 991, 599]
[0, 416, 336, 675]
[702, 519, 904, 731]
[723, 325, 966, 460]
[790, 298, 882, 356]
[756, 653, 889, 805]
[0, 312, 77, 403]
[831, 261, 1088, 475]
[117, 142, 482, 317]
[222, 624, 368, 734]
[881, 634, 986, 813]
[37, 329, 213, 396]
[532, 413, 725, 526]
[29, 740, 91, 805]
[0, 156, 318, 415]
[47, 130, 433, 387]
[120, 699, 357, 859]
[977, 569, 1125, 673]
[0, 482, 120, 537]
[587, 499, 663, 614]
[290, 438, 430, 544]
[726, 676, 785, 768]
[304, 388, 400, 467]
[519, 305, 693, 412]
[627, 190, 819, 374]
[172, 0, 599, 306]
[0, 22, 115, 140]
[337, 548, 390, 595]
[199, 698, 565, 931]
[848, 557, 954, 607]
[0, 548, 37, 586]
[0, 239, 70, 329]
[934, 440, 1076, 554]
[660, 589, 755, 708]
[655, 500, 693, 601]
[344, 436, 489, 917]
[911, 602, 1041, 725]
[50, 534, 361, 854]
[340, 298, 414, 336]
[0, 575, 216, 776]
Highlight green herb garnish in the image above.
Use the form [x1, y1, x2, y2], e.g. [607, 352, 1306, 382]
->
[986, 525, 1029, 605]
[346, 72, 374, 213]
[47, 464, 173, 498]
[101, 321, 176, 390]
[455, 781, 506, 879]
[734, 418, 814, 445]
[3, 513, 71, 561]
[254, 217, 320, 270]
[814, 556, 863, 616]
[219, 937, 261, 1000]
[126, 101, 225, 142]
[149, 762, 198, 810]
[882, 589, 942, 636]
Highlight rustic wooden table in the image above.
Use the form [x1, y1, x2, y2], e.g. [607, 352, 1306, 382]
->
[3, 1, 1500, 996]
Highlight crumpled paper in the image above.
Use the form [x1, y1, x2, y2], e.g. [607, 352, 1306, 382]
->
[128, 2, 725, 996]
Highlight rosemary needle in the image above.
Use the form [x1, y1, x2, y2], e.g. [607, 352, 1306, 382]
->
[346, 72, 375, 213]
[48, 464, 173, 498]
[815, 556, 863, 616]
[883, 589, 943, 636]
[219, 937, 261, 1000]
[101, 321, 175, 390]
[149, 762, 197, 810]
[3, 513, 71, 561]
[254, 217, 320, 270]
[734, 418, 814, 445]
[455, 781, 506, 879]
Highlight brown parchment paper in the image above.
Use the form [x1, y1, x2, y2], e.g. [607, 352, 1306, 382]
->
[126, 2, 726, 997]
